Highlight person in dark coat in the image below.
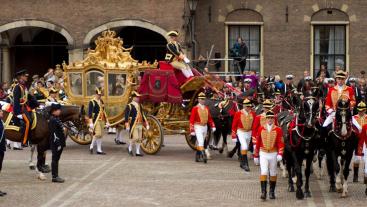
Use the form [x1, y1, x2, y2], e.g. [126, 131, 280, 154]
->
[0, 107, 7, 196]
[11, 69, 39, 145]
[231, 37, 248, 74]
[49, 103, 66, 183]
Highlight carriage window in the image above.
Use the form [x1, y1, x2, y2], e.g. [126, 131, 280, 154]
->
[86, 70, 104, 96]
[68, 73, 83, 96]
[108, 73, 126, 96]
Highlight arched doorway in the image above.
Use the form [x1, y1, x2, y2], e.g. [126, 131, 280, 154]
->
[88, 26, 167, 63]
[0, 20, 74, 81]
[8, 27, 69, 77]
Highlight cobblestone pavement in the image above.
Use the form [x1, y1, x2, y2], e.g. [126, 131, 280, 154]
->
[0, 133, 366, 207]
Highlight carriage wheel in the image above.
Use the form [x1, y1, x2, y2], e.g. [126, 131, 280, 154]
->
[141, 115, 164, 155]
[66, 121, 92, 145]
[184, 133, 197, 151]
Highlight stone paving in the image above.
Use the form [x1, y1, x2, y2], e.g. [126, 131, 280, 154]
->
[0, 133, 366, 207]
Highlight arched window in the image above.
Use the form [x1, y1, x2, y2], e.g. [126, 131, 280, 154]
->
[225, 9, 263, 75]
[311, 9, 349, 78]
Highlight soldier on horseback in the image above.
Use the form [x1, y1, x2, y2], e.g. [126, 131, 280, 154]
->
[323, 70, 356, 128]
[11, 69, 39, 145]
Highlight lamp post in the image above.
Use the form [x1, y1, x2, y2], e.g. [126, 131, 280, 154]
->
[187, 0, 198, 60]
[188, 0, 198, 15]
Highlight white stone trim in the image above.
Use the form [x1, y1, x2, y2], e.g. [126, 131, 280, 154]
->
[311, 21, 349, 25]
[0, 20, 74, 46]
[83, 19, 169, 46]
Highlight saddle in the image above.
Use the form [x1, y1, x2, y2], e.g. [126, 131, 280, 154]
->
[2, 102, 37, 132]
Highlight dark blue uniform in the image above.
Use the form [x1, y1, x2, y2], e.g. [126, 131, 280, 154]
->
[49, 115, 66, 179]
[0, 120, 5, 171]
[88, 99, 105, 124]
[124, 102, 147, 138]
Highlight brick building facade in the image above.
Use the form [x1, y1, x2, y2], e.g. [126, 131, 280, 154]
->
[0, 0, 187, 81]
[0, 0, 367, 82]
[195, 0, 367, 79]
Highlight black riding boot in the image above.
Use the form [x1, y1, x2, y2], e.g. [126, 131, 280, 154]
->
[195, 150, 200, 162]
[353, 164, 359, 183]
[202, 150, 207, 164]
[260, 181, 267, 200]
[364, 176, 367, 196]
[227, 142, 240, 158]
[240, 154, 250, 172]
[269, 181, 276, 199]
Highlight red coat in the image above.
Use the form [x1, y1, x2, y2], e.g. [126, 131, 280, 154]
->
[251, 113, 278, 145]
[189, 104, 215, 132]
[325, 85, 356, 111]
[231, 110, 256, 138]
[353, 114, 367, 136]
[254, 125, 284, 158]
[357, 124, 367, 156]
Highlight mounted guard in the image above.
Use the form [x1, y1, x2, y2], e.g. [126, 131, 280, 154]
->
[323, 70, 356, 128]
[11, 69, 39, 144]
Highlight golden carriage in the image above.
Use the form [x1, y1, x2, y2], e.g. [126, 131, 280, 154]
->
[62, 30, 224, 154]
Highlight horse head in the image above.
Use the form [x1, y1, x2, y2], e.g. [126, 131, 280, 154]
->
[335, 98, 352, 137]
[300, 96, 319, 128]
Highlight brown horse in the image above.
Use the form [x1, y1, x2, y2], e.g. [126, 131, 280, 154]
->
[3, 104, 84, 179]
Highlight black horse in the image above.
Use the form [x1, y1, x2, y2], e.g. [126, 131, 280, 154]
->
[325, 99, 358, 197]
[284, 96, 320, 199]
[214, 99, 237, 154]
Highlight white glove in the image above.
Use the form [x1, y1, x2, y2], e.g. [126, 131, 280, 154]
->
[232, 138, 237, 143]
[183, 57, 190, 64]
[146, 125, 150, 130]
[253, 145, 256, 151]
[254, 158, 259, 165]
[277, 155, 283, 162]
[89, 123, 94, 129]
[327, 108, 334, 114]
[190, 132, 195, 136]
[105, 123, 110, 128]
[17, 115, 23, 119]
[212, 128, 216, 133]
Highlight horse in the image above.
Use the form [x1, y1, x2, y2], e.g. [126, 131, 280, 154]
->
[284, 96, 320, 199]
[3, 104, 85, 179]
[325, 99, 358, 197]
[208, 98, 237, 156]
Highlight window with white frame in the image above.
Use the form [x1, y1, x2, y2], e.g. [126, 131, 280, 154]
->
[228, 25, 261, 74]
[314, 25, 346, 77]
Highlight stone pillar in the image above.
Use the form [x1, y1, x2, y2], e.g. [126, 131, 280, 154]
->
[2, 47, 11, 82]
[68, 48, 84, 63]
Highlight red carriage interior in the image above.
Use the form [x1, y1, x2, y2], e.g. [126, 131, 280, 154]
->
[138, 61, 203, 104]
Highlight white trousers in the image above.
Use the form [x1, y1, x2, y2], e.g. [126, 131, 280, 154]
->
[237, 130, 251, 152]
[194, 124, 207, 150]
[182, 68, 194, 78]
[323, 112, 335, 127]
[259, 151, 278, 176]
